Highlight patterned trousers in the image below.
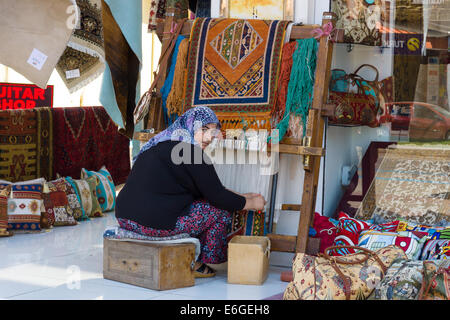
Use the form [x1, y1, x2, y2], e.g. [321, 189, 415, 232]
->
[117, 200, 232, 264]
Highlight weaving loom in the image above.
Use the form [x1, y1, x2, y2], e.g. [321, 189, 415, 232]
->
[136, 9, 341, 254]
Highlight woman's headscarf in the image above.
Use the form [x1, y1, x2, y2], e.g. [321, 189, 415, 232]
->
[135, 106, 221, 162]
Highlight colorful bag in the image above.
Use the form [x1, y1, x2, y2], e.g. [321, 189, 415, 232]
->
[331, 0, 386, 46]
[283, 245, 408, 300]
[367, 259, 424, 300]
[420, 239, 450, 261]
[418, 260, 450, 300]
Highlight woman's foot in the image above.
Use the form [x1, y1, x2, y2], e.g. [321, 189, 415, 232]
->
[193, 262, 216, 278]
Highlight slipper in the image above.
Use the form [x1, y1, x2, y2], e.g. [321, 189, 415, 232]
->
[194, 263, 216, 278]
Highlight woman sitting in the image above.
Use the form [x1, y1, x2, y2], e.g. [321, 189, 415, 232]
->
[115, 106, 266, 278]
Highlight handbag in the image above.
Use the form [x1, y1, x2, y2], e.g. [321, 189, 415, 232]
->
[133, 18, 187, 125]
[328, 64, 383, 127]
[418, 260, 450, 300]
[283, 245, 408, 300]
[331, 0, 386, 46]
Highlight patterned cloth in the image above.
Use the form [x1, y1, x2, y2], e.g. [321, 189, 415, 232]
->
[52, 106, 130, 185]
[420, 239, 450, 261]
[65, 176, 103, 218]
[368, 259, 424, 300]
[103, 226, 200, 260]
[136, 106, 220, 161]
[420, 260, 450, 300]
[0, 185, 11, 236]
[56, 0, 105, 93]
[0, 108, 53, 182]
[117, 199, 232, 264]
[184, 18, 289, 130]
[355, 146, 450, 227]
[42, 179, 77, 227]
[227, 210, 267, 242]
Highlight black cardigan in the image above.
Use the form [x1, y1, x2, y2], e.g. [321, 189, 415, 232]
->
[115, 140, 246, 230]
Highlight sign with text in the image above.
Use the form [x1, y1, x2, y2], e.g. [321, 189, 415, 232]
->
[393, 33, 423, 55]
[0, 82, 53, 110]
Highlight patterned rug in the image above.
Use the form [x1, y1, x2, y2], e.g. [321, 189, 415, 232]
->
[184, 18, 289, 131]
[52, 107, 130, 185]
[0, 108, 53, 182]
[56, 0, 105, 93]
[355, 145, 450, 227]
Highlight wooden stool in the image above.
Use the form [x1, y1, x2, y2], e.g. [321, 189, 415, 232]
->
[103, 238, 196, 290]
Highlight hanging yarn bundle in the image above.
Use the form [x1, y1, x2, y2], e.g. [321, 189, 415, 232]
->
[166, 37, 189, 118]
[276, 38, 318, 141]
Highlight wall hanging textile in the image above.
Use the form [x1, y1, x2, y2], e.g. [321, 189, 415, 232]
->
[0, 108, 53, 183]
[148, 0, 164, 32]
[0, 0, 75, 89]
[183, 18, 290, 131]
[419, 260, 450, 300]
[355, 145, 450, 227]
[52, 107, 130, 185]
[0, 185, 11, 237]
[331, 0, 386, 46]
[166, 37, 190, 119]
[271, 41, 297, 126]
[56, 0, 105, 93]
[161, 36, 188, 124]
[367, 259, 424, 300]
[100, 0, 142, 138]
[283, 245, 408, 300]
[276, 38, 318, 140]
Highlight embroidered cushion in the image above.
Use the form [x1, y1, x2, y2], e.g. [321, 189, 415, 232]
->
[81, 166, 116, 212]
[311, 212, 339, 253]
[420, 239, 450, 261]
[3, 179, 45, 232]
[329, 212, 400, 256]
[42, 179, 77, 227]
[358, 230, 427, 260]
[0, 185, 11, 237]
[65, 176, 103, 218]
[368, 259, 424, 300]
[397, 220, 450, 240]
[51, 177, 84, 221]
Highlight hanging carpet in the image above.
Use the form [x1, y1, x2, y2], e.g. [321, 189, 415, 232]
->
[52, 106, 130, 185]
[56, 0, 105, 93]
[183, 18, 289, 131]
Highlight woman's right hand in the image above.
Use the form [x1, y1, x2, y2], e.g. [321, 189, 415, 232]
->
[244, 194, 266, 211]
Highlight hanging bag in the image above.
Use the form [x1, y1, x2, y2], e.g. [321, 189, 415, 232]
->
[283, 244, 408, 300]
[133, 18, 187, 125]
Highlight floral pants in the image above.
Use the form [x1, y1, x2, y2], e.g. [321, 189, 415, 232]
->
[117, 200, 232, 264]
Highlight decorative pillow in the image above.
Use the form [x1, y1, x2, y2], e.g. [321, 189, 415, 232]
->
[420, 239, 450, 261]
[311, 212, 339, 253]
[397, 220, 450, 240]
[42, 180, 77, 227]
[65, 176, 103, 218]
[0, 185, 11, 237]
[358, 230, 427, 260]
[81, 166, 116, 212]
[419, 260, 450, 300]
[330, 212, 401, 256]
[51, 178, 84, 221]
[40, 182, 55, 229]
[368, 258, 424, 300]
[6, 181, 44, 232]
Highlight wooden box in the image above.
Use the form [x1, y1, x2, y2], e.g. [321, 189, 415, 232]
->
[103, 238, 196, 290]
[227, 236, 270, 285]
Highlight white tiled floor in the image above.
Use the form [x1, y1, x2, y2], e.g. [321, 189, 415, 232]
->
[0, 212, 290, 300]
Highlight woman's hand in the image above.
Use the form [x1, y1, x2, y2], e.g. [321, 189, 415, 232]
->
[243, 194, 266, 211]
[242, 193, 260, 199]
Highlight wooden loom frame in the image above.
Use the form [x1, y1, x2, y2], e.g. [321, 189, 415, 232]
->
[135, 9, 340, 254]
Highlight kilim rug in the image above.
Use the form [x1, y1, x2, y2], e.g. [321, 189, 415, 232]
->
[355, 145, 450, 227]
[183, 18, 289, 131]
[0, 108, 53, 182]
[52, 106, 130, 185]
[56, 0, 105, 93]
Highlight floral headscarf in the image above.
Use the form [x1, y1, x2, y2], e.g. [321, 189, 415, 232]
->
[135, 106, 221, 162]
